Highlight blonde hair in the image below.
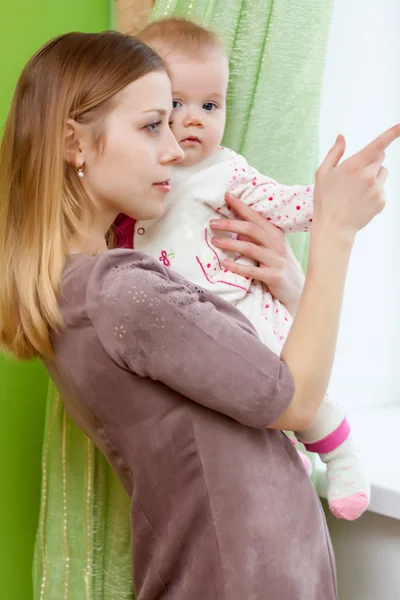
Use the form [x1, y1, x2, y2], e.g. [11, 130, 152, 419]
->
[0, 31, 164, 360]
[138, 17, 224, 59]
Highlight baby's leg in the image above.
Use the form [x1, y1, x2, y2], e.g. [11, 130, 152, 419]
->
[295, 396, 370, 520]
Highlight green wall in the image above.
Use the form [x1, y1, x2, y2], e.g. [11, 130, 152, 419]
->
[0, 2, 110, 598]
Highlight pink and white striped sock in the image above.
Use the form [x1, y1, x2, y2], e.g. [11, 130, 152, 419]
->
[305, 419, 370, 520]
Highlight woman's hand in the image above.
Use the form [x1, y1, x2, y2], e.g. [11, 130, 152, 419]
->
[312, 126, 400, 242]
[209, 193, 305, 316]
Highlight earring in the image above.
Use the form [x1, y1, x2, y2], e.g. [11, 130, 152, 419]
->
[77, 164, 84, 178]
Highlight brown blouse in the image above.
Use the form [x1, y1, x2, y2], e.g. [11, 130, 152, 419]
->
[44, 249, 337, 600]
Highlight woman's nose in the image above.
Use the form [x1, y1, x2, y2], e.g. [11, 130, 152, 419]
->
[170, 144, 185, 163]
[160, 134, 185, 164]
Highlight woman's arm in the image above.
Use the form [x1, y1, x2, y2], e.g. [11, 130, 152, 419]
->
[89, 251, 296, 430]
[271, 129, 395, 430]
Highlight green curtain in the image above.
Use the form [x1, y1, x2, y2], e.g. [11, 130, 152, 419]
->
[33, 385, 132, 600]
[33, 1, 333, 598]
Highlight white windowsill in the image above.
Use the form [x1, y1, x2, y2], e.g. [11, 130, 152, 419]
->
[315, 404, 400, 520]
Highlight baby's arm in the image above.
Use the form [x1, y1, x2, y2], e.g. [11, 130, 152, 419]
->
[218, 154, 314, 233]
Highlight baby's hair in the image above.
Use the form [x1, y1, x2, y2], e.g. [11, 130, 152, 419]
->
[137, 17, 225, 59]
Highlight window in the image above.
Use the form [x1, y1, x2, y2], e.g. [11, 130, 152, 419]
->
[318, 0, 400, 410]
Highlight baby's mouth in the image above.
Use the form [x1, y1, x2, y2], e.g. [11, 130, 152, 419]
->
[181, 136, 201, 144]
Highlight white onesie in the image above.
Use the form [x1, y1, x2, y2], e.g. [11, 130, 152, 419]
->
[134, 146, 313, 354]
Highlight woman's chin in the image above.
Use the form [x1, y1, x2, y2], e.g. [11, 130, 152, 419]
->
[137, 203, 167, 223]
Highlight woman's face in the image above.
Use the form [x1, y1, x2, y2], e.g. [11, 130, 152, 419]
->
[81, 70, 184, 223]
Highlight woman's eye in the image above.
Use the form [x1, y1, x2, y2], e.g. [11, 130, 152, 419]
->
[172, 100, 182, 109]
[203, 102, 217, 111]
[146, 121, 161, 133]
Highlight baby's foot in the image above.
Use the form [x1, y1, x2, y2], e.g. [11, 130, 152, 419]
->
[320, 438, 370, 520]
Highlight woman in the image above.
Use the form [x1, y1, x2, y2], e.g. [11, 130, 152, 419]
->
[0, 31, 396, 599]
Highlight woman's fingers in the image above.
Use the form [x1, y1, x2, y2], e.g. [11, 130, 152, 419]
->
[376, 166, 388, 185]
[211, 201, 285, 252]
[352, 161, 388, 188]
[210, 217, 260, 236]
[221, 258, 270, 280]
[350, 124, 400, 167]
[317, 134, 346, 175]
[212, 235, 278, 264]
[224, 192, 264, 222]
[236, 233, 257, 243]
[318, 125, 400, 180]
[224, 194, 283, 238]
[364, 156, 386, 178]
[210, 219, 281, 251]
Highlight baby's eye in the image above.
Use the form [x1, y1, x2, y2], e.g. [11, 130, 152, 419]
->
[203, 102, 217, 111]
[172, 100, 182, 109]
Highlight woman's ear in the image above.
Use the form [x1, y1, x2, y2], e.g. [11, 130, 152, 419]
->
[63, 118, 85, 168]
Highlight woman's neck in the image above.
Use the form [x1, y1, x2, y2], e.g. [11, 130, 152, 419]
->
[67, 211, 113, 256]
[67, 227, 109, 257]
[67, 237, 108, 256]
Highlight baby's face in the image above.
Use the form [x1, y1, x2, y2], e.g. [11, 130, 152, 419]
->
[165, 50, 229, 167]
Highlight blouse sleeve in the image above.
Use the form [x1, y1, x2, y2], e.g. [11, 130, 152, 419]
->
[86, 250, 295, 429]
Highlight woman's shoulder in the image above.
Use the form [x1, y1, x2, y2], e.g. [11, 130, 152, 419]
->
[73, 248, 199, 318]
[64, 249, 169, 286]
[70, 249, 177, 302]
[61, 249, 180, 321]
[60, 249, 188, 357]
[91, 247, 167, 278]
[66, 248, 216, 369]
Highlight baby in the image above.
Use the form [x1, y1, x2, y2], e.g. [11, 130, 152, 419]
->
[135, 17, 369, 520]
